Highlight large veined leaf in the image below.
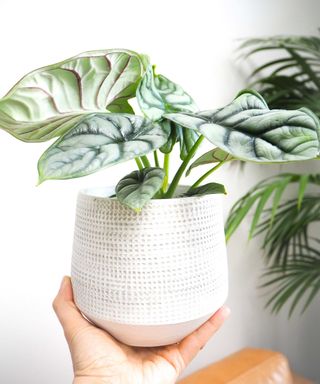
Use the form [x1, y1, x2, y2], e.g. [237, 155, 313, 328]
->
[116, 167, 165, 212]
[37, 113, 169, 182]
[165, 90, 320, 162]
[0, 49, 147, 142]
[136, 65, 197, 120]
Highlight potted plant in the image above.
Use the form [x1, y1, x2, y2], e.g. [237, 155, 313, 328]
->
[1, 49, 319, 346]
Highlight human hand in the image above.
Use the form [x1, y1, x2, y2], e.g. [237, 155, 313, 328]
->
[53, 276, 230, 384]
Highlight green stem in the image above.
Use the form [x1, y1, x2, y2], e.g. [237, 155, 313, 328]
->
[135, 157, 143, 171]
[153, 150, 160, 167]
[165, 135, 205, 198]
[140, 155, 151, 168]
[191, 161, 225, 189]
[162, 153, 170, 193]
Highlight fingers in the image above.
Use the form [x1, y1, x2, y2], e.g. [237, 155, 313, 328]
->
[178, 306, 230, 367]
[52, 276, 92, 344]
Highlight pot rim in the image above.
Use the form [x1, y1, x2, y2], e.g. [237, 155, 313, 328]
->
[78, 185, 225, 204]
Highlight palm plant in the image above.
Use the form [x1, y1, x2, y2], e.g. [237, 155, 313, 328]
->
[227, 34, 320, 315]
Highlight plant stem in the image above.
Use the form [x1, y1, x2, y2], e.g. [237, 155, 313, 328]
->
[140, 155, 151, 168]
[153, 150, 160, 167]
[165, 135, 205, 198]
[190, 161, 225, 189]
[135, 157, 143, 170]
[162, 153, 170, 193]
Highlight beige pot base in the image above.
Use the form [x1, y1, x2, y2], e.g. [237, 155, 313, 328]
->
[81, 294, 227, 347]
[86, 312, 214, 347]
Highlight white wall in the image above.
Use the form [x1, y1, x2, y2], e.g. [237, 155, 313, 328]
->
[0, 0, 319, 382]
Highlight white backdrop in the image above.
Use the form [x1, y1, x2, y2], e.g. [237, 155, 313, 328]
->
[0, 0, 319, 383]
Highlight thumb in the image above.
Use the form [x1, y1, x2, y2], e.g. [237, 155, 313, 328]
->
[52, 276, 91, 344]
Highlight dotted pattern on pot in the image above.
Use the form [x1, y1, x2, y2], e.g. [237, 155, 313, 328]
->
[71, 190, 228, 325]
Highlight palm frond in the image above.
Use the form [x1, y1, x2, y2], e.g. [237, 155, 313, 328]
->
[261, 246, 320, 316]
[239, 35, 320, 116]
[225, 173, 320, 241]
[257, 196, 320, 266]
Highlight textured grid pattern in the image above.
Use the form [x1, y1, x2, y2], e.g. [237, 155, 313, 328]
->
[71, 188, 228, 325]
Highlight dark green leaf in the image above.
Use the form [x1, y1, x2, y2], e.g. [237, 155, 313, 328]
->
[187, 148, 233, 176]
[297, 174, 309, 209]
[185, 182, 226, 197]
[116, 167, 165, 212]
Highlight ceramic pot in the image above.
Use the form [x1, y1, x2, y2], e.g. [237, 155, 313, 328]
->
[71, 186, 228, 347]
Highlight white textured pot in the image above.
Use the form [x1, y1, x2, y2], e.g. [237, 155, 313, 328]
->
[71, 186, 228, 347]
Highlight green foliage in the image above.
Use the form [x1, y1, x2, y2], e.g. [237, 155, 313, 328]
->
[0, 50, 147, 142]
[184, 182, 226, 197]
[137, 65, 197, 120]
[137, 65, 199, 160]
[261, 245, 320, 316]
[159, 120, 199, 160]
[226, 172, 320, 313]
[240, 35, 320, 116]
[165, 90, 320, 162]
[116, 167, 165, 212]
[38, 114, 169, 182]
[187, 148, 233, 176]
[230, 34, 320, 315]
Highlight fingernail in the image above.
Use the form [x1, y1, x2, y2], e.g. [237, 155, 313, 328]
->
[59, 276, 68, 292]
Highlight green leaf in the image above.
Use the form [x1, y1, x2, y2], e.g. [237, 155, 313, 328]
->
[116, 167, 165, 212]
[297, 174, 309, 209]
[187, 147, 233, 176]
[261, 251, 320, 316]
[0, 49, 147, 142]
[106, 99, 134, 114]
[239, 36, 320, 117]
[225, 193, 261, 241]
[249, 185, 274, 238]
[136, 65, 198, 157]
[165, 90, 320, 162]
[270, 175, 293, 226]
[136, 65, 197, 121]
[185, 182, 226, 197]
[37, 113, 169, 182]
[226, 173, 300, 241]
[176, 123, 200, 160]
[159, 119, 199, 160]
[159, 120, 177, 154]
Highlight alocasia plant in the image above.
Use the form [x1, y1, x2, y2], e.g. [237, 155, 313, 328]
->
[1, 48, 320, 212]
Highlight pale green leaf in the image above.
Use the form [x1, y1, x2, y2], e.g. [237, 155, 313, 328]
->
[0, 49, 147, 142]
[37, 113, 169, 182]
[165, 90, 320, 162]
[116, 167, 165, 212]
[137, 65, 198, 121]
